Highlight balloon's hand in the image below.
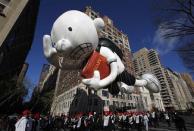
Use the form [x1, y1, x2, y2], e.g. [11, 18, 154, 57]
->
[82, 70, 102, 90]
[43, 35, 62, 67]
[43, 35, 57, 58]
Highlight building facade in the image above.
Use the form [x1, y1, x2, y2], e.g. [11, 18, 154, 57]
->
[0, 0, 40, 113]
[165, 69, 188, 110]
[16, 63, 28, 86]
[30, 64, 58, 114]
[133, 48, 166, 110]
[0, 0, 40, 82]
[165, 69, 194, 110]
[51, 83, 151, 115]
[181, 73, 194, 98]
[178, 74, 193, 109]
[36, 64, 58, 93]
[51, 7, 150, 115]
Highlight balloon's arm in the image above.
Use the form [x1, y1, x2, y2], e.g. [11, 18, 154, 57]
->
[43, 35, 62, 68]
[82, 47, 118, 90]
[98, 47, 118, 87]
[134, 79, 147, 87]
[98, 61, 118, 88]
[82, 61, 118, 90]
[43, 35, 81, 70]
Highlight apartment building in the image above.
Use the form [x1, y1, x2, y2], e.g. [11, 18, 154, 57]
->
[133, 48, 167, 110]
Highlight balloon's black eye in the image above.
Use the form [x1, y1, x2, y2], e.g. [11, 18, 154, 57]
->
[68, 27, 72, 31]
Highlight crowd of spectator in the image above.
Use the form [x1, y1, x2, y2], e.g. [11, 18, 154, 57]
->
[0, 110, 188, 131]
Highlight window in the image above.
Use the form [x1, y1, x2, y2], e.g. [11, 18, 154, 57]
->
[91, 11, 95, 16]
[106, 101, 109, 106]
[0, 3, 5, 14]
[113, 101, 116, 106]
[120, 102, 124, 107]
[108, 35, 112, 40]
[121, 94, 125, 99]
[129, 95, 132, 100]
[102, 90, 109, 98]
[0, 0, 10, 17]
[123, 102, 126, 107]
[114, 39, 118, 43]
[133, 96, 136, 100]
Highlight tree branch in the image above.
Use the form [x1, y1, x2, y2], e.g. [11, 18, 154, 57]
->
[176, 0, 190, 11]
[189, 0, 194, 18]
[163, 31, 194, 38]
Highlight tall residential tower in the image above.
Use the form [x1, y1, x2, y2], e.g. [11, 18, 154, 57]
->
[133, 48, 166, 110]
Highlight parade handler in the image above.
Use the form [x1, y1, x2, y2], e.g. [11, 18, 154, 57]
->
[43, 10, 160, 95]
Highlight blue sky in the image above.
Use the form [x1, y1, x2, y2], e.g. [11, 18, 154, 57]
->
[26, 0, 190, 86]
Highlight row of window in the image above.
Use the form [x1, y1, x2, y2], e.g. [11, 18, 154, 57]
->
[102, 31, 124, 44]
[104, 100, 138, 108]
[58, 89, 77, 102]
[101, 90, 140, 101]
[60, 96, 141, 109]
[58, 100, 139, 112]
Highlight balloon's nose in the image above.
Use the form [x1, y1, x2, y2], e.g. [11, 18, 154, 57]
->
[55, 39, 71, 52]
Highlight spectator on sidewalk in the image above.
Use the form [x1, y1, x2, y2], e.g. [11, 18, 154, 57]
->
[151, 111, 156, 127]
[164, 112, 171, 127]
[103, 111, 110, 131]
[174, 113, 187, 131]
[26, 112, 35, 131]
[15, 109, 30, 131]
[143, 113, 149, 131]
[135, 113, 143, 131]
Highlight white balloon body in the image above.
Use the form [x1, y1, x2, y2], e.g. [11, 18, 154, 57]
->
[43, 10, 161, 94]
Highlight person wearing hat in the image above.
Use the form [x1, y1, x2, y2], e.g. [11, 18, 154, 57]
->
[34, 112, 41, 131]
[76, 112, 86, 131]
[63, 114, 70, 130]
[26, 111, 35, 131]
[109, 111, 116, 131]
[86, 112, 94, 131]
[128, 112, 134, 130]
[103, 111, 110, 131]
[15, 109, 30, 131]
[92, 112, 98, 130]
[118, 112, 123, 129]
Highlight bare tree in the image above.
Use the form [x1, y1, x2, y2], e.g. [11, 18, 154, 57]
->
[0, 78, 27, 114]
[152, 0, 194, 38]
[177, 42, 194, 73]
[152, 0, 194, 74]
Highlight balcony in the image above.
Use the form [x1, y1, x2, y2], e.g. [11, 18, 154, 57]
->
[0, 0, 10, 17]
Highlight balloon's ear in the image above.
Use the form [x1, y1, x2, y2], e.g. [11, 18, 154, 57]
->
[93, 18, 105, 30]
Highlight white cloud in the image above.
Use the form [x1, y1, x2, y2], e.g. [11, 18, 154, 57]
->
[152, 23, 179, 55]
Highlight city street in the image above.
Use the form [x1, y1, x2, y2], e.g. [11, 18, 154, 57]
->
[1, 0, 194, 131]
[149, 115, 194, 131]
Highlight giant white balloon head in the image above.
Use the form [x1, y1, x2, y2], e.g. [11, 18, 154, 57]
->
[50, 10, 104, 64]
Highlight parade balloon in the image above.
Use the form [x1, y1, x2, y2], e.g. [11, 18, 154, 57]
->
[43, 10, 161, 95]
